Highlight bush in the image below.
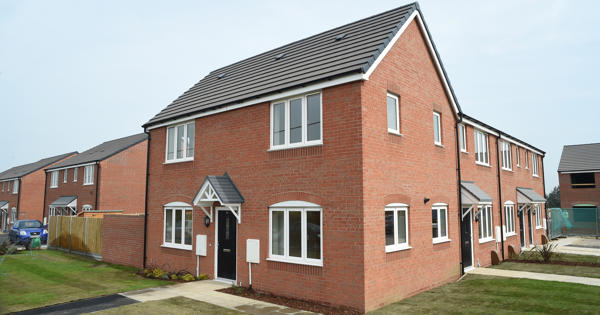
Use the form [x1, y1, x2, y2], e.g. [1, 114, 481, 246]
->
[534, 243, 558, 263]
[197, 273, 209, 280]
[181, 273, 195, 282]
[152, 268, 166, 279]
[170, 274, 178, 280]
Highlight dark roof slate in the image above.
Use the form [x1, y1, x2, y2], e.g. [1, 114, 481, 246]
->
[47, 133, 148, 170]
[461, 181, 493, 202]
[0, 152, 77, 181]
[205, 173, 245, 204]
[558, 143, 600, 172]
[50, 196, 78, 206]
[516, 187, 546, 203]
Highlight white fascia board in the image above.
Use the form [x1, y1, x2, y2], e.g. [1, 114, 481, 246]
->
[559, 170, 600, 174]
[45, 162, 97, 172]
[499, 135, 544, 156]
[146, 73, 365, 131]
[462, 117, 499, 137]
[0, 178, 19, 182]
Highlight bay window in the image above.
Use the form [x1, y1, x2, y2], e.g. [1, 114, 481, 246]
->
[270, 92, 322, 149]
[166, 121, 195, 162]
[163, 206, 193, 250]
[269, 204, 322, 266]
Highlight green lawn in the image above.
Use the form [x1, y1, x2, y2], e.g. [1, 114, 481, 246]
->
[493, 261, 600, 279]
[516, 251, 600, 264]
[87, 296, 242, 315]
[370, 275, 600, 314]
[0, 250, 170, 314]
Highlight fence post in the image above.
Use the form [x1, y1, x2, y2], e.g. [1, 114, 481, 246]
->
[69, 216, 73, 253]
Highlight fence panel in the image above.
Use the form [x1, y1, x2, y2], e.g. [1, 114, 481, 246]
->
[86, 218, 103, 255]
[47, 216, 58, 246]
[549, 207, 600, 238]
[70, 217, 86, 252]
[47, 216, 103, 259]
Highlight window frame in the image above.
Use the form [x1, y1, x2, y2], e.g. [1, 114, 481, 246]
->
[433, 111, 442, 146]
[270, 92, 323, 150]
[83, 165, 95, 185]
[459, 124, 467, 152]
[432, 204, 449, 244]
[1, 181, 4, 192]
[501, 141, 512, 171]
[387, 93, 400, 135]
[63, 169, 68, 183]
[268, 205, 323, 267]
[73, 167, 78, 182]
[162, 205, 193, 250]
[50, 171, 59, 188]
[165, 121, 195, 163]
[385, 204, 410, 252]
[532, 153, 539, 177]
[525, 151, 529, 169]
[515, 147, 521, 167]
[504, 202, 516, 236]
[12, 179, 18, 194]
[474, 129, 490, 166]
[534, 204, 543, 229]
[478, 204, 494, 243]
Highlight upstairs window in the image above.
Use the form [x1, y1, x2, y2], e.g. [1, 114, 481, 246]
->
[73, 167, 78, 182]
[50, 171, 59, 188]
[271, 92, 322, 149]
[12, 179, 18, 194]
[63, 169, 68, 183]
[532, 153, 539, 176]
[516, 147, 521, 167]
[501, 141, 512, 170]
[459, 124, 467, 152]
[524, 151, 529, 169]
[166, 121, 195, 162]
[474, 130, 489, 165]
[433, 112, 442, 145]
[84, 165, 94, 185]
[387, 93, 400, 134]
[571, 173, 595, 189]
[1, 181, 4, 192]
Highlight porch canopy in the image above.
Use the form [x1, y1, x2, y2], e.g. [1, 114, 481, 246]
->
[0, 201, 8, 212]
[193, 173, 245, 223]
[49, 195, 78, 216]
[460, 181, 492, 220]
[516, 187, 545, 213]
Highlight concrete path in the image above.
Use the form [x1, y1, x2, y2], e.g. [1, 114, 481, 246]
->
[468, 267, 600, 287]
[121, 280, 317, 315]
[549, 237, 600, 257]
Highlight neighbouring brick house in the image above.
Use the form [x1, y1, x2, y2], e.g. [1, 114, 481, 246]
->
[0, 152, 76, 230]
[558, 143, 600, 209]
[142, 3, 546, 312]
[43, 133, 148, 220]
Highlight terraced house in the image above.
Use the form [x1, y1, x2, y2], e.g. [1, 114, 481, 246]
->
[142, 3, 546, 312]
[0, 152, 76, 230]
[44, 133, 148, 220]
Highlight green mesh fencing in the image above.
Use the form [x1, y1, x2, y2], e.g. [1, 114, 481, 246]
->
[549, 207, 600, 239]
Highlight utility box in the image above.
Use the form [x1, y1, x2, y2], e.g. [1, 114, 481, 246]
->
[246, 239, 260, 264]
[495, 226, 501, 243]
[196, 235, 207, 256]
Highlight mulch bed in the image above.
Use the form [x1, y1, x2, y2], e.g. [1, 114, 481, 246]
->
[506, 259, 600, 268]
[218, 287, 361, 315]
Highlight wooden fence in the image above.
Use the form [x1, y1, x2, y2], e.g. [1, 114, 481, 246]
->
[48, 216, 103, 258]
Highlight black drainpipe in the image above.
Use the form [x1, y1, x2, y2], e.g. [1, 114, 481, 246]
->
[42, 172, 48, 223]
[143, 130, 151, 269]
[94, 163, 100, 211]
[495, 134, 505, 261]
[541, 155, 548, 238]
[456, 114, 464, 275]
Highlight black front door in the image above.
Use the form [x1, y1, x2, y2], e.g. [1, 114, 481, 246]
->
[527, 208, 534, 245]
[461, 208, 472, 269]
[217, 211, 237, 280]
[518, 207, 525, 248]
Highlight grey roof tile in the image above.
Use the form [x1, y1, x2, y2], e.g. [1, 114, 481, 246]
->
[0, 152, 77, 181]
[205, 173, 244, 204]
[0, 201, 7, 208]
[461, 181, 493, 202]
[516, 187, 546, 203]
[47, 133, 147, 170]
[558, 143, 600, 172]
[50, 196, 78, 206]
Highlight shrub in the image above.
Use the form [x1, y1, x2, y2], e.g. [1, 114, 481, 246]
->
[152, 268, 166, 279]
[170, 274, 178, 280]
[534, 243, 558, 263]
[181, 274, 195, 282]
[197, 273, 209, 280]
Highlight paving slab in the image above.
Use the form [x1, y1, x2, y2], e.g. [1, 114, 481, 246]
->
[468, 267, 600, 287]
[549, 237, 600, 256]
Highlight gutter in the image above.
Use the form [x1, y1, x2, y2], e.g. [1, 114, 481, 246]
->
[495, 134, 505, 261]
[456, 114, 465, 275]
[143, 129, 151, 269]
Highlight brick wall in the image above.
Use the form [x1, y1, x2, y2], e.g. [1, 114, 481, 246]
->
[102, 214, 145, 268]
[559, 172, 600, 208]
[44, 165, 98, 218]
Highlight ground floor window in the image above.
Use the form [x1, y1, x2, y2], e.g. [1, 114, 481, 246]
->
[385, 204, 409, 252]
[432, 204, 448, 243]
[269, 205, 322, 266]
[534, 204, 543, 228]
[163, 206, 193, 250]
[478, 204, 493, 242]
[505, 203, 515, 235]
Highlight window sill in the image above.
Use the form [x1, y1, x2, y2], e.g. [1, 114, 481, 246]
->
[536, 226, 543, 230]
[461, 150, 468, 154]
[161, 244, 192, 251]
[502, 168, 513, 172]
[475, 162, 492, 168]
[50, 186, 58, 189]
[388, 129, 402, 136]
[434, 143, 444, 148]
[164, 157, 194, 165]
[385, 245, 412, 253]
[266, 257, 323, 267]
[533, 175, 539, 178]
[505, 232, 517, 237]
[83, 183, 94, 186]
[479, 238, 495, 244]
[432, 238, 450, 244]
[267, 142, 323, 152]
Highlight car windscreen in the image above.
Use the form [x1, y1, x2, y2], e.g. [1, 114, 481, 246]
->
[20, 221, 43, 228]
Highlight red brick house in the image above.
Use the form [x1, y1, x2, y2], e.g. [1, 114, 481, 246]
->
[558, 143, 600, 209]
[142, 3, 546, 312]
[0, 152, 76, 230]
[43, 133, 148, 220]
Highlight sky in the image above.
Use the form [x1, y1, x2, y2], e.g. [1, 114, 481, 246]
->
[1, 0, 598, 193]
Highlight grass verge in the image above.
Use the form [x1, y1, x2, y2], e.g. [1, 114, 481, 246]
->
[86, 296, 242, 315]
[493, 261, 600, 279]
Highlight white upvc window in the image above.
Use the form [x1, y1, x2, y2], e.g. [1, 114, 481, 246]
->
[474, 129, 489, 165]
[269, 205, 322, 266]
[1, 181, 4, 192]
[271, 92, 322, 150]
[12, 180, 18, 194]
[73, 167, 78, 182]
[525, 151, 529, 169]
[50, 171, 59, 188]
[433, 112, 442, 145]
[11, 207, 17, 223]
[501, 141, 512, 171]
[387, 93, 400, 134]
[84, 165, 94, 185]
[385, 205, 410, 252]
[63, 169, 68, 183]
[6, 181, 10, 192]
[163, 206, 193, 250]
[515, 147, 521, 167]
[166, 121, 195, 162]
[504, 202, 516, 235]
[534, 204, 543, 228]
[432, 204, 449, 243]
[478, 204, 493, 242]
[459, 124, 467, 152]
[532, 153, 539, 177]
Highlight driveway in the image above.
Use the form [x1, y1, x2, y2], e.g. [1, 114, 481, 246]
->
[551, 237, 600, 256]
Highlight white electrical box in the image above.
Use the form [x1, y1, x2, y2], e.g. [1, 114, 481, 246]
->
[495, 226, 501, 243]
[502, 225, 507, 241]
[246, 239, 260, 264]
[196, 235, 207, 256]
